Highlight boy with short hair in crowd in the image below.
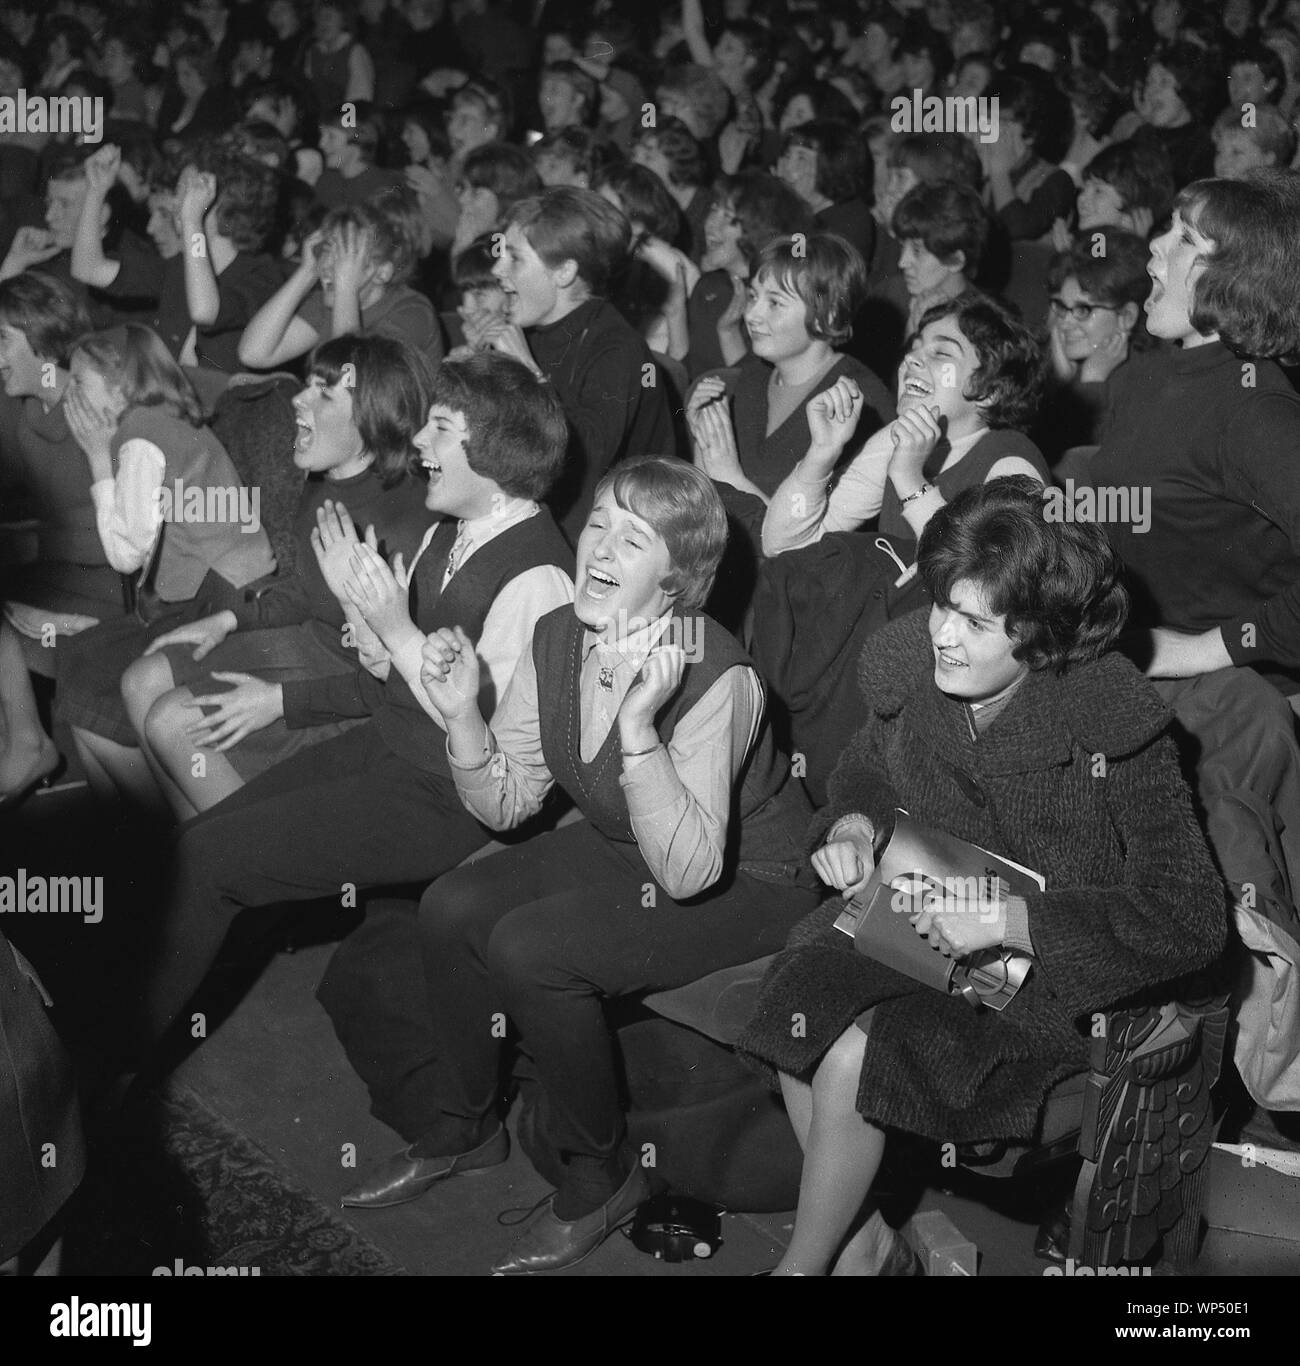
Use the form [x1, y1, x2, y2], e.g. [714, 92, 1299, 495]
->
[474, 186, 677, 542]
[70, 142, 285, 381]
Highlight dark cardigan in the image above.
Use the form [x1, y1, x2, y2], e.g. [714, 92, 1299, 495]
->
[737, 609, 1228, 1143]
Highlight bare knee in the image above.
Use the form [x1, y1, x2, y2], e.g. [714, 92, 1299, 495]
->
[143, 687, 195, 754]
[812, 1024, 868, 1107]
[121, 653, 176, 728]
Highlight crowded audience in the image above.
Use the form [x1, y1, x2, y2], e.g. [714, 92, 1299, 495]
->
[3, 0, 1300, 1281]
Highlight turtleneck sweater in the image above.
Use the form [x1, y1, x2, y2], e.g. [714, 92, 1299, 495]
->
[1090, 340, 1300, 684]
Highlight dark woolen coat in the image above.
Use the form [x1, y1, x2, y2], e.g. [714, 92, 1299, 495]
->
[736, 610, 1229, 1143]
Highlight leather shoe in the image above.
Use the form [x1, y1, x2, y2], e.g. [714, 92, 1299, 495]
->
[340, 1125, 508, 1209]
[492, 1165, 651, 1274]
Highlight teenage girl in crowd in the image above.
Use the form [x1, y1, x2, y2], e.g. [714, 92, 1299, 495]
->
[118, 333, 434, 819]
[53, 323, 275, 810]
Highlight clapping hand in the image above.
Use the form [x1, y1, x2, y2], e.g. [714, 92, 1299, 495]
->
[806, 377, 866, 461]
[418, 626, 481, 719]
[686, 380, 745, 485]
[617, 645, 686, 748]
[887, 404, 943, 483]
[311, 498, 363, 603]
[342, 538, 411, 643]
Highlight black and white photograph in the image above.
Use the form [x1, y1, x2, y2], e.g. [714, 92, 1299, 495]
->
[0, 0, 1297, 1334]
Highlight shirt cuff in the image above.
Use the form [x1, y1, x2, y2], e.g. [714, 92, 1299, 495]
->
[1001, 895, 1034, 955]
[827, 813, 876, 850]
[446, 736, 497, 776]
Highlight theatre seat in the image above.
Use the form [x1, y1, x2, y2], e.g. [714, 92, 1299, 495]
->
[644, 958, 1230, 1265]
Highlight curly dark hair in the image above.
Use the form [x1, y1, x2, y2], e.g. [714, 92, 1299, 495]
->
[912, 292, 1045, 432]
[918, 475, 1130, 673]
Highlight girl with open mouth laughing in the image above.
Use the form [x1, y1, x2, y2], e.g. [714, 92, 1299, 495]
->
[410, 456, 819, 1275]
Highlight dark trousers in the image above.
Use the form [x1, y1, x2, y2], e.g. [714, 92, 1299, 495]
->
[419, 819, 819, 1163]
[141, 721, 488, 1049]
[317, 897, 446, 1141]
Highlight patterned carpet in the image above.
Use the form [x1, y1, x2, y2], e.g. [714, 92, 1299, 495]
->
[61, 1081, 403, 1277]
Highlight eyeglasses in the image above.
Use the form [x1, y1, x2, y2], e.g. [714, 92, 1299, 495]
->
[1048, 298, 1118, 322]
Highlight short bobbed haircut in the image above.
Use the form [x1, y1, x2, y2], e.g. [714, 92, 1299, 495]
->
[781, 118, 869, 204]
[1045, 229, 1155, 350]
[427, 352, 568, 502]
[1176, 171, 1300, 358]
[505, 187, 632, 296]
[593, 162, 681, 244]
[0, 270, 91, 365]
[886, 131, 983, 193]
[892, 180, 988, 275]
[716, 170, 813, 274]
[918, 476, 1129, 674]
[594, 456, 727, 611]
[1083, 138, 1176, 219]
[912, 293, 1045, 432]
[753, 232, 868, 347]
[309, 334, 434, 488]
[70, 324, 205, 427]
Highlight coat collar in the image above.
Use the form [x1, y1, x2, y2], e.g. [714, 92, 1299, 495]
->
[863, 611, 1171, 775]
